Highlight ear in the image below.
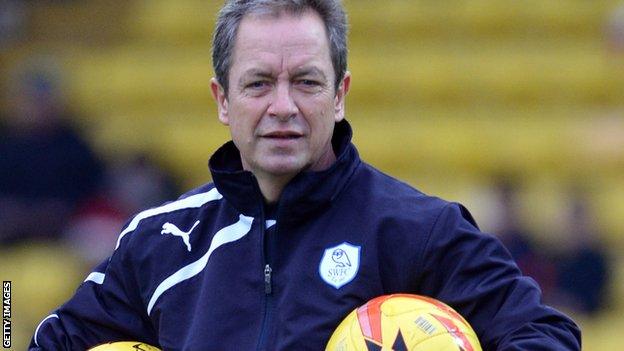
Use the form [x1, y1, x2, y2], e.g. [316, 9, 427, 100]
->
[210, 78, 229, 125]
[334, 71, 351, 122]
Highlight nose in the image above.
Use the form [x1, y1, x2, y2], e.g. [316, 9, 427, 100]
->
[267, 82, 298, 120]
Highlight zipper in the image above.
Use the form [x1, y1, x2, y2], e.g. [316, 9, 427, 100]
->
[256, 230, 276, 350]
[256, 289, 275, 351]
[255, 174, 277, 351]
[264, 264, 272, 294]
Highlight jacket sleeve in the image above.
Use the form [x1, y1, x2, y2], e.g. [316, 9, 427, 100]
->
[29, 240, 159, 350]
[417, 203, 581, 351]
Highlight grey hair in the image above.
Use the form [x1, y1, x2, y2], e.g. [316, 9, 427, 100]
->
[212, 0, 348, 95]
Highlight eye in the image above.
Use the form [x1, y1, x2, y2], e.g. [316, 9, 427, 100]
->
[300, 79, 319, 86]
[246, 81, 268, 89]
[295, 79, 323, 91]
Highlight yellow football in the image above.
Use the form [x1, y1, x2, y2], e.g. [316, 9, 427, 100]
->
[88, 341, 161, 351]
[326, 294, 482, 351]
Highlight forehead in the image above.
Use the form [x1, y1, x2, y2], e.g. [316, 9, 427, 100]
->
[231, 10, 332, 74]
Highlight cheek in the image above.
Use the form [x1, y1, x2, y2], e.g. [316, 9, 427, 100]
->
[228, 101, 265, 138]
[230, 121, 254, 147]
[307, 109, 336, 148]
[300, 93, 335, 124]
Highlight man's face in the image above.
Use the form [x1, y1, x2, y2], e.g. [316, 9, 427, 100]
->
[211, 10, 350, 180]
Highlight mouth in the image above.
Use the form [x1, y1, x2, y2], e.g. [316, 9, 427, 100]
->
[262, 131, 304, 140]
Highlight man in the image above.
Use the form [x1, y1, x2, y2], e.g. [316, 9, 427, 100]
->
[1, 65, 104, 244]
[31, 1, 581, 350]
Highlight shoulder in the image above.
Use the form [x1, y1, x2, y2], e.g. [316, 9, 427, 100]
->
[114, 183, 223, 251]
[351, 163, 484, 241]
[351, 162, 452, 220]
[104, 183, 234, 305]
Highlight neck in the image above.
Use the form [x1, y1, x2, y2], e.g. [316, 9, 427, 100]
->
[253, 149, 338, 204]
[255, 173, 295, 204]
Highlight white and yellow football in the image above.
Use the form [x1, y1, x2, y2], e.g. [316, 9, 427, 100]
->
[88, 341, 161, 351]
[326, 294, 482, 351]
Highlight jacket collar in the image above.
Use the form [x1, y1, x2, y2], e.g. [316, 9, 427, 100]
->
[208, 120, 360, 220]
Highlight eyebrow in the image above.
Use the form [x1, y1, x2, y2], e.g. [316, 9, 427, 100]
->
[238, 66, 329, 86]
[292, 67, 327, 81]
[238, 68, 273, 84]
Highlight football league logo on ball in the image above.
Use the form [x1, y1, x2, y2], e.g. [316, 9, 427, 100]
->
[319, 242, 361, 289]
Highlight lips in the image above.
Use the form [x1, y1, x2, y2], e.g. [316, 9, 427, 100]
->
[262, 131, 304, 139]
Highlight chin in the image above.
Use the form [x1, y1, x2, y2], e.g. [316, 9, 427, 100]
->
[264, 165, 305, 177]
[260, 159, 309, 177]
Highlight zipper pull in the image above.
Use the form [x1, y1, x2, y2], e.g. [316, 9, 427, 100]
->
[264, 264, 272, 295]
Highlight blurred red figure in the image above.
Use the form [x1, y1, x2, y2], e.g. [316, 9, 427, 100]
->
[63, 154, 179, 266]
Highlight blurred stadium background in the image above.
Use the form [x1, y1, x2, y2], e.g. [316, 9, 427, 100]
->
[1, 0, 623, 349]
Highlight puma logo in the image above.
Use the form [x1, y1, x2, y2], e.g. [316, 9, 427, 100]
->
[161, 220, 200, 252]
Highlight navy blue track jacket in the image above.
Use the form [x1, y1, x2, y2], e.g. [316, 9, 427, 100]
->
[30, 121, 581, 350]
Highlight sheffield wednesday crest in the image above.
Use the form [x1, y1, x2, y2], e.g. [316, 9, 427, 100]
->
[319, 242, 361, 289]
